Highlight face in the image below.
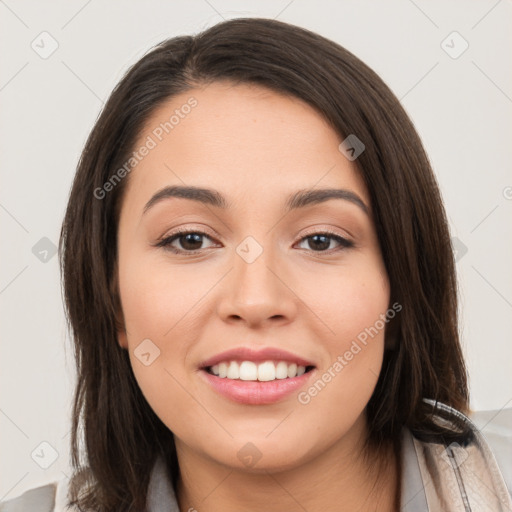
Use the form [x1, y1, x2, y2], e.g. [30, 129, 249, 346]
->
[116, 81, 390, 472]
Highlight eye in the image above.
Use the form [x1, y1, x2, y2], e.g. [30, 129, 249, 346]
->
[155, 229, 354, 255]
[295, 231, 354, 253]
[155, 229, 217, 254]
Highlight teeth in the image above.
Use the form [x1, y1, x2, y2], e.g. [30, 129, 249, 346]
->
[209, 360, 308, 381]
[227, 361, 239, 379]
[240, 361, 258, 380]
[257, 361, 275, 381]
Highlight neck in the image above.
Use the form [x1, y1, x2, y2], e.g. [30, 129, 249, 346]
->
[174, 415, 399, 512]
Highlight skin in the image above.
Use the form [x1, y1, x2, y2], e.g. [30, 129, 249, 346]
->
[116, 81, 397, 511]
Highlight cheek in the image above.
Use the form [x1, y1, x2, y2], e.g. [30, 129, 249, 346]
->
[118, 252, 205, 340]
[302, 260, 390, 347]
[117, 253, 212, 427]
[295, 261, 389, 407]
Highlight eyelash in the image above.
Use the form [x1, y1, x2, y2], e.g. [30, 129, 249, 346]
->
[154, 228, 354, 255]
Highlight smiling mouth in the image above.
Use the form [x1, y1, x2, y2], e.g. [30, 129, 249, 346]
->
[203, 360, 316, 381]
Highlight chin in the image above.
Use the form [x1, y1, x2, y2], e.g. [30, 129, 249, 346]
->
[205, 432, 314, 473]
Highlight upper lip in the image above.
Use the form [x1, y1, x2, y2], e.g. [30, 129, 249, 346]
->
[199, 346, 316, 369]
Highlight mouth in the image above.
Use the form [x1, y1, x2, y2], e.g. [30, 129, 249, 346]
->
[203, 360, 316, 381]
[198, 359, 317, 405]
[198, 346, 317, 404]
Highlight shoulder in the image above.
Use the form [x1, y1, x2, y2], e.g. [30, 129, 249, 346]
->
[468, 406, 512, 494]
[0, 482, 57, 512]
[409, 402, 512, 509]
[0, 474, 75, 512]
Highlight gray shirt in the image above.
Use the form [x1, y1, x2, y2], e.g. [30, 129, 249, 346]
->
[2, 405, 511, 511]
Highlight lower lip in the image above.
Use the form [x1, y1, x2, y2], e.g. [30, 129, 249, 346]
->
[199, 368, 316, 405]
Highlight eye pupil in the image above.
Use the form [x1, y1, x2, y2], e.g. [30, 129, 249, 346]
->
[308, 234, 330, 251]
[180, 233, 203, 250]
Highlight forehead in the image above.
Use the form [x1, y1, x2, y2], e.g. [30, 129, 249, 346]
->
[124, 81, 369, 211]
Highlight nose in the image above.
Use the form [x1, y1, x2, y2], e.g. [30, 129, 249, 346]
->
[216, 244, 298, 328]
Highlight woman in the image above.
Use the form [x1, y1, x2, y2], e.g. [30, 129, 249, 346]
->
[2, 17, 510, 512]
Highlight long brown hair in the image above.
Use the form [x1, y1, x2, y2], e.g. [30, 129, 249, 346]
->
[59, 17, 469, 511]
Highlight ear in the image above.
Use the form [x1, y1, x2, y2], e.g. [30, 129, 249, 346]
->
[116, 308, 128, 349]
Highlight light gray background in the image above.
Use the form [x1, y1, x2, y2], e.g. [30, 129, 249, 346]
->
[1, 0, 511, 501]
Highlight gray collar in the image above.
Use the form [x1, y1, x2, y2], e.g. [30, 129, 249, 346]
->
[400, 428, 429, 511]
[146, 454, 180, 512]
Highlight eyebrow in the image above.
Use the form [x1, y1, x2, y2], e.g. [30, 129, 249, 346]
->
[142, 185, 369, 216]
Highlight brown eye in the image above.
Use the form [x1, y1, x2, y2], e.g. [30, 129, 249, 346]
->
[155, 229, 353, 255]
[156, 230, 216, 254]
[296, 232, 353, 253]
